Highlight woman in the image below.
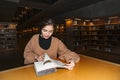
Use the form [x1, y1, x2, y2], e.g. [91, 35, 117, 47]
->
[24, 18, 80, 70]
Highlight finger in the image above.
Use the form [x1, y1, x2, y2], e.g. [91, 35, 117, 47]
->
[66, 62, 75, 67]
[38, 57, 44, 61]
[64, 66, 74, 70]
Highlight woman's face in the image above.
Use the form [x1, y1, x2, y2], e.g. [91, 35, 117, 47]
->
[41, 25, 54, 39]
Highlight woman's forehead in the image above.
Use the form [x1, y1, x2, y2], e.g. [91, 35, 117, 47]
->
[43, 25, 54, 30]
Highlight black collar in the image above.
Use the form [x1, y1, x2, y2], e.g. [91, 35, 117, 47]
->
[39, 35, 52, 50]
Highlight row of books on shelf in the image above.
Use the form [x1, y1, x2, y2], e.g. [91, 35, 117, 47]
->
[73, 38, 119, 41]
[74, 45, 120, 54]
[73, 40, 120, 53]
[89, 46, 112, 53]
[73, 24, 120, 30]
[73, 31, 120, 36]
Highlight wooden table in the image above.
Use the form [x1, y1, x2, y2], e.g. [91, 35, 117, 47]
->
[0, 55, 120, 80]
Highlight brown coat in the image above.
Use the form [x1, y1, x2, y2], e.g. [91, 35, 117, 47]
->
[24, 34, 80, 64]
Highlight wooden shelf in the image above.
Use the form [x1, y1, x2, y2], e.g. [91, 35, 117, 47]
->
[71, 23, 120, 54]
[0, 27, 17, 51]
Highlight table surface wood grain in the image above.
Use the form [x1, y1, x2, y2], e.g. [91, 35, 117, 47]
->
[0, 55, 120, 80]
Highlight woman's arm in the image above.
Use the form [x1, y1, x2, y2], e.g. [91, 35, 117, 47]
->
[24, 37, 37, 64]
[57, 40, 80, 63]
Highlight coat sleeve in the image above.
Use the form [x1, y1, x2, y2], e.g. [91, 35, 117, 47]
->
[57, 40, 80, 63]
[23, 37, 37, 64]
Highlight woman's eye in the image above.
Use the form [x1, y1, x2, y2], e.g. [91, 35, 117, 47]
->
[42, 29, 47, 32]
[49, 30, 53, 33]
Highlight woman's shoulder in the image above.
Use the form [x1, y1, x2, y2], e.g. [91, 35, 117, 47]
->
[30, 34, 39, 40]
[52, 36, 60, 41]
[32, 34, 39, 38]
[52, 36, 63, 44]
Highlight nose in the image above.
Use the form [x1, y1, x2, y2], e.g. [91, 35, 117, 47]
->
[46, 31, 50, 36]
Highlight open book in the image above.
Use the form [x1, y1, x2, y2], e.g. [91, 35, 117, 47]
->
[34, 53, 66, 76]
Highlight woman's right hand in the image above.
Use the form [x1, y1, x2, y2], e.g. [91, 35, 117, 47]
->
[35, 55, 44, 62]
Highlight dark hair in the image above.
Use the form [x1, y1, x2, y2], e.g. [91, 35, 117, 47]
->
[39, 18, 55, 34]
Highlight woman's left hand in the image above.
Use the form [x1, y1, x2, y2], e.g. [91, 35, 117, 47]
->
[65, 60, 75, 70]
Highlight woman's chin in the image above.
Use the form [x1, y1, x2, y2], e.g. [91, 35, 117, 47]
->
[44, 37, 49, 39]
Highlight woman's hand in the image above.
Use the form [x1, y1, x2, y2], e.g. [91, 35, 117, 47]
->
[65, 60, 75, 70]
[35, 55, 44, 62]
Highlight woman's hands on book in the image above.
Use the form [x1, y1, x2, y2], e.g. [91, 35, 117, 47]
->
[35, 54, 75, 70]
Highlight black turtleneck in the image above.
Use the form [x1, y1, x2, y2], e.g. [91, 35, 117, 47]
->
[39, 35, 52, 50]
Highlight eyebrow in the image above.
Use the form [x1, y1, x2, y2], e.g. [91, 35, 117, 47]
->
[42, 29, 53, 31]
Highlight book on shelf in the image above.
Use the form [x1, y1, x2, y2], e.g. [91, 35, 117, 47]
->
[34, 53, 66, 76]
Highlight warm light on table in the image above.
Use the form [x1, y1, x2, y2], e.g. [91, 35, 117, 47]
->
[0, 55, 120, 80]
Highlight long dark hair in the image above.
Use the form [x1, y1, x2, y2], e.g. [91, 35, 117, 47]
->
[39, 18, 55, 34]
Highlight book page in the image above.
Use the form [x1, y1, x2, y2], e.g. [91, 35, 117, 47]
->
[43, 53, 66, 68]
[52, 60, 66, 68]
[43, 53, 53, 65]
